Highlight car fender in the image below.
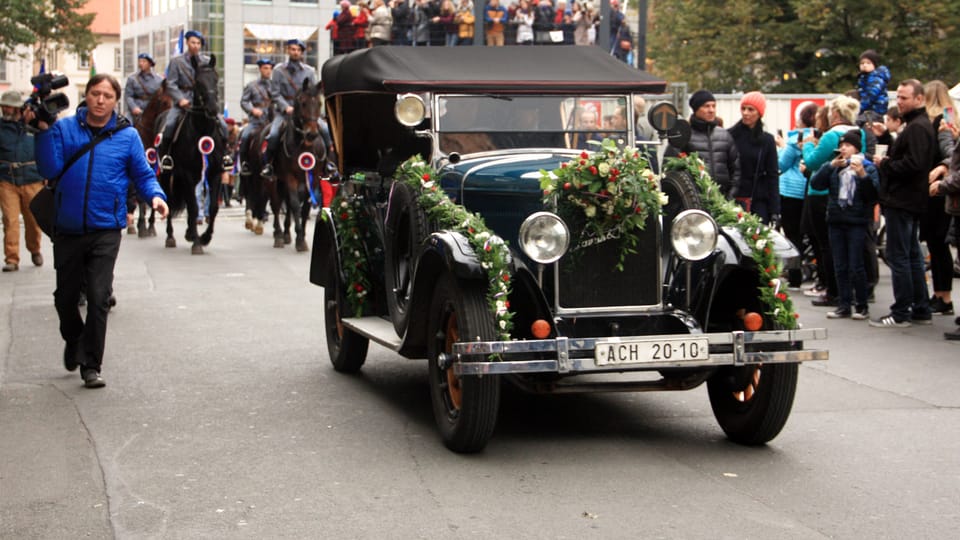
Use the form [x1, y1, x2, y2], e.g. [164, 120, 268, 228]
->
[400, 231, 489, 356]
[719, 226, 799, 267]
[309, 208, 339, 287]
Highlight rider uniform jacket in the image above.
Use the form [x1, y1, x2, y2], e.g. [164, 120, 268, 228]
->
[241, 77, 278, 127]
[272, 60, 318, 112]
[166, 53, 212, 105]
[123, 69, 164, 118]
[35, 107, 167, 235]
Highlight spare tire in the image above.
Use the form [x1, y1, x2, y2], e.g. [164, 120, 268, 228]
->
[661, 169, 703, 256]
[384, 182, 430, 336]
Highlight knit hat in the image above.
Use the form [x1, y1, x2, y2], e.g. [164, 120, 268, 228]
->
[859, 49, 880, 68]
[689, 89, 716, 113]
[740, 91, 766, 117]
[840, 129, 862, 152]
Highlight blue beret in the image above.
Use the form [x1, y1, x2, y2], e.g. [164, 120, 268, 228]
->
[138, 53, 155, 66]
[286, 39, 307, 51]
[184, 30, 205, 46]
[256, 58, 274, 66]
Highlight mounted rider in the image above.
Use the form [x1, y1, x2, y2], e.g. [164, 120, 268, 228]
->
[260, 38, 317, 178]
[239, 58, 278, 174]
[124, 53, 164, 125]
[157, 30, 232, 171]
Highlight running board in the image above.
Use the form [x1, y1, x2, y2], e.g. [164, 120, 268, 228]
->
[342, 317, 404, 352]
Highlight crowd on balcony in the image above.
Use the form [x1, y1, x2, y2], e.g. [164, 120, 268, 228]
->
[325, 0, 633, 62]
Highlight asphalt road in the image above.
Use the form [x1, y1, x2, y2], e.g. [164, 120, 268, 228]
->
[2, 206, 959, 539]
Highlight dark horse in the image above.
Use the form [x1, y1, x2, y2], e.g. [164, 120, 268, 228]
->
[156, 55, 225, 254]
[266, 79, 325, 252]
[132, 81, 172, 238]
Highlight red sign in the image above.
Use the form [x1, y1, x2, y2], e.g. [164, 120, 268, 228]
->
[789, 99, 826, 130]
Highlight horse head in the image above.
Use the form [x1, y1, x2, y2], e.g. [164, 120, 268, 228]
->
[293, 79, 322, 145]
[191, 54, 220, 118]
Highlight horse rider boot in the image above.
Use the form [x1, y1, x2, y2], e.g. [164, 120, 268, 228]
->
[261, 38, 318, 178]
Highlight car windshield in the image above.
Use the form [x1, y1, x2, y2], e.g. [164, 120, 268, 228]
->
[436, 95, 629, 154]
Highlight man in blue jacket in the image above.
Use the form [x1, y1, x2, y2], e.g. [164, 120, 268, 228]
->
[31, 74, 169, 388]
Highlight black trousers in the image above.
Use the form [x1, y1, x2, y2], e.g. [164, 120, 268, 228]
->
[802, 194, 837, 297]
[780, 196, 805, 287]
[53, 230, 121, 371]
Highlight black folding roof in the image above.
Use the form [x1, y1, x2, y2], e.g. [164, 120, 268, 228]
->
[321, 46, 667, 96]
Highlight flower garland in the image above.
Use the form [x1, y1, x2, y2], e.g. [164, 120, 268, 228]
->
[324, 173, 374, 317]
[663, 153, 798, 329]
[395, 157, 514, 340]
[539, 138, 667, 271]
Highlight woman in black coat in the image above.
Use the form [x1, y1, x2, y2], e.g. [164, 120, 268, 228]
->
[729, 91, 780, 225]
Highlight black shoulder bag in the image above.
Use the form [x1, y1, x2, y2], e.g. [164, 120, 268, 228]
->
[30, 122, 128, 238]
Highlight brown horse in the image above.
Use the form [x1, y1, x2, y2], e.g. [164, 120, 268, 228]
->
[132, 81, 171, 238]
[267, 80, 325, 252]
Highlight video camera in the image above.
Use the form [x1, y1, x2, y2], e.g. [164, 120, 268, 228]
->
[26, 72, 70, 126]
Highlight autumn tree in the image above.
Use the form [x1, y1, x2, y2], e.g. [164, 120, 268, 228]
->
[0, 0, 97, 65]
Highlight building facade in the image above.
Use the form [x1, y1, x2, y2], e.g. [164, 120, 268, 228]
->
[121, 0, 334, 120]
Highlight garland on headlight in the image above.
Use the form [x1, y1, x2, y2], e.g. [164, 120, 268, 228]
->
[395, 157, 514, 340]
[664, 153, 798, 329]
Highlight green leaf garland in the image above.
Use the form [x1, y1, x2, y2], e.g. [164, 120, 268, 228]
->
[663, 153, 799, 329]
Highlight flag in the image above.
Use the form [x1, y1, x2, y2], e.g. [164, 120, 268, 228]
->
[38, 58, 46, 74]
[177, 29, 184, 55]
[89, 55, 96, 78]
[223, 103, 229, 118]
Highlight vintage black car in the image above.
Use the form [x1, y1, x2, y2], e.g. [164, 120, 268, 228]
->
[310, 46, 827, 453]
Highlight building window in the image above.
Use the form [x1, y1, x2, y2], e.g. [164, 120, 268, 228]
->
[123, 38, 135, 76]
[79, 54, 90, 70]
[114, 48, 122, 71]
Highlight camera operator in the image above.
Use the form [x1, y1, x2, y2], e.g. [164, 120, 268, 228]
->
[0, 90, 44, 272]
[28, 74, 169, 389]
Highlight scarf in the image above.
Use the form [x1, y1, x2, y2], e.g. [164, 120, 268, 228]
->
[838, 153, 864, 207]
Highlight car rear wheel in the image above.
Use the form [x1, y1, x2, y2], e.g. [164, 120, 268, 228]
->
[324, 266, 369, 373]
[707, 362, 798, 445]
[384, 182, 430, 336]
[427, 273, 500, 453]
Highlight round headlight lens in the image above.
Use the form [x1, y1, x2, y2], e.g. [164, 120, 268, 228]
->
[671, 209, 718, 261]
[395, 94, 426, 127]
[519, 212, 570, 264]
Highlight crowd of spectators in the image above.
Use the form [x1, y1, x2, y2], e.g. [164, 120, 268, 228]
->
[325, 0, 632, 62]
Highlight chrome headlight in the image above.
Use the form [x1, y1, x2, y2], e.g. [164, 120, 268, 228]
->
[519, 212, 570, 264]
[395, 94, 426, 127]
[671, 209, 718, 261]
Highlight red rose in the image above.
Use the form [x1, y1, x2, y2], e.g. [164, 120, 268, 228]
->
[468, 227, 475, 234]
[561, 162, 568, 169]
[611, 168, 620, 176]
[340, 212, 349, 220]
[737, 212, 744, 219]
[589, 166, 598, 175]
[505, 300, 510, 309]
[353, 283, 364, 292]
[793, 313, 800, 319]
[580, 159, 586, 166]
[502, 274, 510, 282]
[768, 280, 775, 287]
[764, 247, 771, 255]
[422, 173, 431, 181]
[679, 152, 688, 158]
[563, 182, 571, 190]
[581, 152, 589, 159]
[777, 293, 787, 301]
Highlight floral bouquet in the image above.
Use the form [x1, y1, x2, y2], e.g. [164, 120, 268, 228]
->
[540, 138, 667, 271]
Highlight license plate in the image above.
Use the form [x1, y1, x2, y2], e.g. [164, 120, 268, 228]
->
[595, 337, 709, 366]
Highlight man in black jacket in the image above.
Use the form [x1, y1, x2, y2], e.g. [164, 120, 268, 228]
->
[870, 79, 938, 328]
[671, 89, 741, 198]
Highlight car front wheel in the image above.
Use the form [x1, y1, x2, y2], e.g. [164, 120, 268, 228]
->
[427, 273, 501, 453]
[707, 362, 798, 445]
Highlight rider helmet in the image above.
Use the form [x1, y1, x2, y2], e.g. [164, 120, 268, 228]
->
[138, 53, 156, 67]
[184, 30, 206, 46]
[286, 39, 307, 52]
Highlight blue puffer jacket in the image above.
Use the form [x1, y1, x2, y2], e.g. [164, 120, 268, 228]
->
[35, 107, 165, 235]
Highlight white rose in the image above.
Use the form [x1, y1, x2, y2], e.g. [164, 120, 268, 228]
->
[584, 205, 597, 217]
[658, 192, 669, 206]
[756, 239, 767, 250]
[598, 163, 611, 177]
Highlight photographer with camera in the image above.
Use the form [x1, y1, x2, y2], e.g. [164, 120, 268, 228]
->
[0, 90, 44, 272]
[29, 74, 169, 389]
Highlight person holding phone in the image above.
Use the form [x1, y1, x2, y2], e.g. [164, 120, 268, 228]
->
[777, 102, 819, 289]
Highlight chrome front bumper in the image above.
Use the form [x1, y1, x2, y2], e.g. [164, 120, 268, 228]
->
[447, 328, 828, 376]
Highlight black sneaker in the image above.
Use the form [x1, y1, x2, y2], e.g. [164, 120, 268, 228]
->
[945, 327, 960, 340]
[63, 342, 79, 372]
[911, 313, 933, 325]
[826, 308, 851, 319]
[869, 314, 911, 328]
[81, 368, 105, 389]
[930, 296, 955, 316]
[851, 306, 870, 320]
[812, 295, 838, 307]
[260, 163, 274, 177]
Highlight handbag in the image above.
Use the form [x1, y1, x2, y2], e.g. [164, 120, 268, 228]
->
[29, 121, 128, 238]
